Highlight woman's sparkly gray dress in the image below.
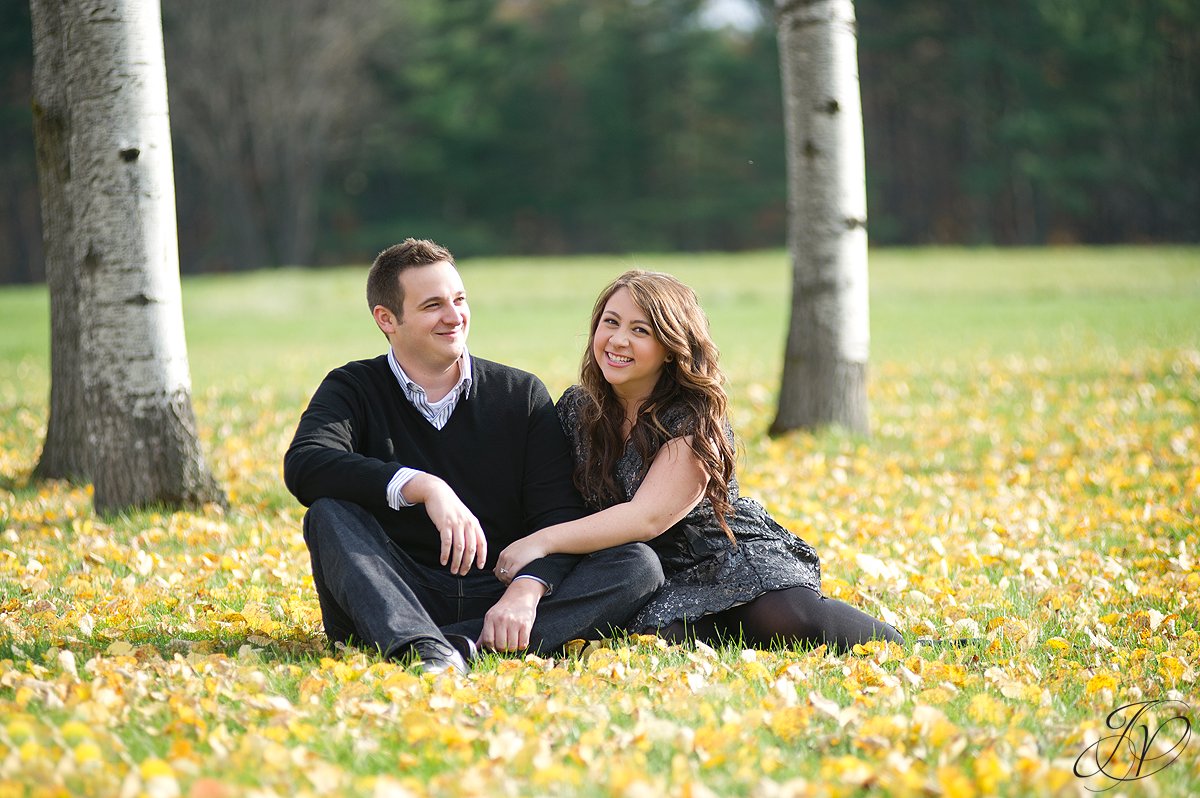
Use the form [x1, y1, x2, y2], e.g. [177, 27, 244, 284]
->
[557, 386, 823, 633]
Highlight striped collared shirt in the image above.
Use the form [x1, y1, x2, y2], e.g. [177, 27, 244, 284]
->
[385, 349, 472, 509]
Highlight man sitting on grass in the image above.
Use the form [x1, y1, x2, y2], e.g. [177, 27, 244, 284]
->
[283, 237, 663, 674]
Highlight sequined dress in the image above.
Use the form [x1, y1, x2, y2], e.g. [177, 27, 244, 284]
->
[556, 385, 822, 632]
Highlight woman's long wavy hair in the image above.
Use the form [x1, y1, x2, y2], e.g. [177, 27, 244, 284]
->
[576, 270, 737, 542]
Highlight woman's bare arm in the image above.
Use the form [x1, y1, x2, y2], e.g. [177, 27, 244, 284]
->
[494, 436, 707, 581]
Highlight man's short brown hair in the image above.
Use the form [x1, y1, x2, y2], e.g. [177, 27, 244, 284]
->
[366, 238, 456, 319]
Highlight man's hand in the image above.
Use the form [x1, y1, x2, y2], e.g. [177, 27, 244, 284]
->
[494, 534, 548, 585]
[404, 473, 487, 576]
[478, 578, 546, 652]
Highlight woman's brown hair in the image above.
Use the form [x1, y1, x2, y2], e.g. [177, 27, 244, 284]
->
[575, 270, 737, 541]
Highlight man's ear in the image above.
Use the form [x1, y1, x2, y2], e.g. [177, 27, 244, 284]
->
[372, 304, 398, 334]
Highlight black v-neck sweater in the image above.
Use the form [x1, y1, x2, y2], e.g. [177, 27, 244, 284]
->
[284, 354, 585, 586]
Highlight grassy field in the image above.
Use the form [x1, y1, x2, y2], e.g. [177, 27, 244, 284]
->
[0, 245, 1198, 796]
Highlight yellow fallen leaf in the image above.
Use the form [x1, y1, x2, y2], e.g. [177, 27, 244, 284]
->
[74, 741, 103, 764]
[967, 694, 1009, 724]
[917, 687, 954, 705]
[106, 640, 134, 657]
[60, 720, 92, 744]
[1084, 672, 1119, 695]
[1157, 655, 1185, 684]
[767, 706, 809, 742]
[938, 765, 976, 798]
[6, 718, 34, 743]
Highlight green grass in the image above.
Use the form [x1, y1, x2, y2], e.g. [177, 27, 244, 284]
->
[4, 244, 1197, 404]
[1, 245, 1198, 797]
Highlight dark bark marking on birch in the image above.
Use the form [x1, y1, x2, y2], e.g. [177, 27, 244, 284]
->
[823, 99, 840, 114]
[775, 0, 805, 16]
[779, 0, 826, 31]
[804, 140, 818, 159]
[127, 293, 152, 305]
[796, 276, 838, 299]
[119, 147, 140, 162]
[845, 216, 867, 230]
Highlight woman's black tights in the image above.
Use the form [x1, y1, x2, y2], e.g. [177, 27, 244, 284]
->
[656, 586, 902, 653]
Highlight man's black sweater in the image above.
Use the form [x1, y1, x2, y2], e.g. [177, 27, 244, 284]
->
[284, 354, 585, 588]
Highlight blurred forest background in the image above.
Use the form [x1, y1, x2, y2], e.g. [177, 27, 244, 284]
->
[1, 0, 1197, 283]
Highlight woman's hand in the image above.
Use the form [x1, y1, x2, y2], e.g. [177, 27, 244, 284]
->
[479, 578, 546, 651]
[494, 534, 549, 584]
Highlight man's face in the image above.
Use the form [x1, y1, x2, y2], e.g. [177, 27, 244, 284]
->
[387, 260, 469, 372]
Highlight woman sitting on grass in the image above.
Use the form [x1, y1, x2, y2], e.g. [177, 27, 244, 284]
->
[495, 269, 901, 651]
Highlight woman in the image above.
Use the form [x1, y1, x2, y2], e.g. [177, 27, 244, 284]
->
[496, 270, 901, 651]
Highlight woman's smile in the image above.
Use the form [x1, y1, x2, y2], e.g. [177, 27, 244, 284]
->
[592, 287, 670, 402]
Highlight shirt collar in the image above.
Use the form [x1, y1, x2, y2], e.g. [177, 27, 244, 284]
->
[387, 348, 473, 400]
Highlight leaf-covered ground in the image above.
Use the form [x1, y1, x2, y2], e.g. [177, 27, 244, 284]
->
[1, 250, 1198, 797]
[1, 345, 1195, 797]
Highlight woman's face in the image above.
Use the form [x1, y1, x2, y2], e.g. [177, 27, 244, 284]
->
[592, 286, 670, 403]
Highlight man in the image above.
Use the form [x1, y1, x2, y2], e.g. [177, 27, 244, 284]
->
[284, 238, 663, 673]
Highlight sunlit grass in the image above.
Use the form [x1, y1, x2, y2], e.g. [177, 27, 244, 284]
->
[0, 245, 1198, 796]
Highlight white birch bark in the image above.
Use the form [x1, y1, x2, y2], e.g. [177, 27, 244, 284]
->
[770, 0, 870, 435]
[55, 0, 221, 512]
[31, 0, 88, 481]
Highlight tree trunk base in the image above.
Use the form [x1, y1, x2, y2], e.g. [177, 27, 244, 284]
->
[769, 356, 869, 437]
[33, 437, 89, 483]
[90, 389, 225, 516]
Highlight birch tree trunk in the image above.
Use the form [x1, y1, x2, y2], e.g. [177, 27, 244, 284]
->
[31, 0, 88, 481]
[35, 0, 222, 514]
[770, 0, 870, 436]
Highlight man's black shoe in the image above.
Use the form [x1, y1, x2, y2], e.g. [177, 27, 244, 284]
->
[443, 633, 479, 665]
[411, 638, 468, 675]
